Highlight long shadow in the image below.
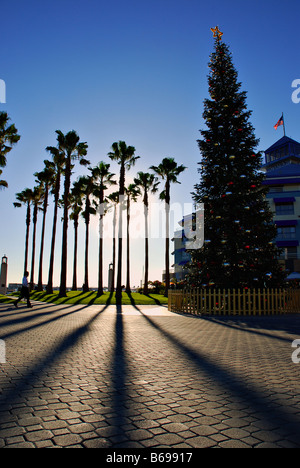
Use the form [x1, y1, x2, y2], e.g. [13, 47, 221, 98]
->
[0, 304, 109, 417]
[109, 304, 128, 446]
[127, 292, 136, 307]
[135, 306, 300, 446]
[200, 315, 300, 344]
[144, 294, 167, 307]
[0, 303, 95, 340]
[106, 291, 114, 305]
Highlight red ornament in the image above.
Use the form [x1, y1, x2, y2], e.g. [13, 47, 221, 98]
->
[245, 245, 250, 249]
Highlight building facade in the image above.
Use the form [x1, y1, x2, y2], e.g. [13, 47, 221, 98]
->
[262, 136, 300, 275]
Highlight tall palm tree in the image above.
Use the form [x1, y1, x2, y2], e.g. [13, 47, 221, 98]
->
[69, 180, 84, 291]
[13, 188, 34, 273]
[108, 141, 140, 302]
[134, 172, 159, 294]
[34, 161, 55, 291]
[45, 146, 65, 294]
[29, 186, 43, 290]
[125, 183, 140, 293]
[92, 162, 116, 296]
[77, 174, 97, 293]
[0, 111, 20, 188]
[55, 130, 89, 297]
[150, 158, 186, 296]
[107, 191, 119, 292]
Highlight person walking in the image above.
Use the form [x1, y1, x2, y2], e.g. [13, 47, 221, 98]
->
[14, 271, 33, 308]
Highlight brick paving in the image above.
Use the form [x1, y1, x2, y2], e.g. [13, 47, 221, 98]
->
[1, 301, 300, 448]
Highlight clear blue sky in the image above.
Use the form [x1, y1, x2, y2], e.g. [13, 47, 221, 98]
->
[1, 0, 299, 288]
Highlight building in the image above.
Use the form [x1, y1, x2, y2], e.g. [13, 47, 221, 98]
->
[171, 214, 193, 282]
[262, 135, 300, 275]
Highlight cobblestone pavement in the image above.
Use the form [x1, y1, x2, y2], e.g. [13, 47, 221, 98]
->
[1, 301, 300, 448]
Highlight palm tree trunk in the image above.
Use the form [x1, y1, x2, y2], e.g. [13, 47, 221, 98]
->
[24, 202, 31, 273]
[111, 205, 116, 292]
[37, 187, 48, 291]
[47, 173, 60, 294]
[116, 203, 123, 302]
[59, 157, 71, 297]
[116, 165, 125, 303]
[144, 197, 149, 295]
[83, 197, 90, 293]
[125, 197, 131, 293]
[30, 205, 38, 291]
[83, 221, 89, 292]
[164, 182, 170, 297]
[98, 190, 104, 296]
[72, 218, 78, 291]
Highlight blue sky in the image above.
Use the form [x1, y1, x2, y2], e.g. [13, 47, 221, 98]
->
[1, 0, 300, 288]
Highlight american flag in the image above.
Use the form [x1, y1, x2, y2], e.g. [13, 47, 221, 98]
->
[274, 115, 284, 130]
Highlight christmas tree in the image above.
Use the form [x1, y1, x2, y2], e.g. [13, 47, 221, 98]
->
[187, 27, 286, 289]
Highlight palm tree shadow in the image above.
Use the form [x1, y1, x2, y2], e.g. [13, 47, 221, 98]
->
[127, 292, 136, 306]
[144, 294, 167, 306]
[106, 291, 114, 305]
[0, 304, 109, 415]
[135, 307, 300, 445]
[110, 303, 128, 444]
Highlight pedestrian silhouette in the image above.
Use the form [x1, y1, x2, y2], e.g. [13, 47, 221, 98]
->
[14, 271, 32, 308]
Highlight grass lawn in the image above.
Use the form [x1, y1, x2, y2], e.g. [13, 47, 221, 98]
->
[0, 290, 168, 306]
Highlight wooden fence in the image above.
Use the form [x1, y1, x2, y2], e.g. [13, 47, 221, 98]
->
[168, 288, 300, 316]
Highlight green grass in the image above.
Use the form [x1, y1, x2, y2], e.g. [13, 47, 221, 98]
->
[0, 290, 168, 306]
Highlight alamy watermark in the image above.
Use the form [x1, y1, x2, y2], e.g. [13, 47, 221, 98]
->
[291, 79, 300, 104]
[292, 339, 300, 363]
[0, 79, 6, 103]
[0, 339, 6, 363]
[97, 199, 204, 250]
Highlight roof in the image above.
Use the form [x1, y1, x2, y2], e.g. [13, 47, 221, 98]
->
[265, 136, 300, 154]
[264, 162, 300, 179]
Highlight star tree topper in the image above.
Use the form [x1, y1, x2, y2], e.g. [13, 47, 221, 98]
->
[210, 26, 223, 41]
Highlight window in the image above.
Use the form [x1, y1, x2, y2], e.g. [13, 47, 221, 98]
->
[277, 226, 296, 240]
[279, 247, 298, 260]
[275, 202, 294, 215]
[270, 186, 284, 193]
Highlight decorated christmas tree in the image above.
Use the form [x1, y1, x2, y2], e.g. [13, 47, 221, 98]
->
[187, 27, 286, 289]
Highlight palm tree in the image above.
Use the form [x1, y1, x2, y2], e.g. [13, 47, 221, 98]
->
[77, 174, 97, 293]
[125, 183, 140, 293]
[0, 112, 20, 188]
[150, 158, 186, 296]
[55, 130, 89, 297]
[29, 186, 43, 290]
[108, 141, 140, 302]
[92, 162, 116, 296]
[0, 170, 8, 190]
[34, 161, 55, 291]
[45, 146, 65, 294]
[13, 188, 34, 273]
[107, 191, 119, 292]
[134, 172, 159, 294]
[69, 180, 84, 291]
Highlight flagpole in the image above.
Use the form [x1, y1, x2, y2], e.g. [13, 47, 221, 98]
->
[282, 112, 286, 136]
